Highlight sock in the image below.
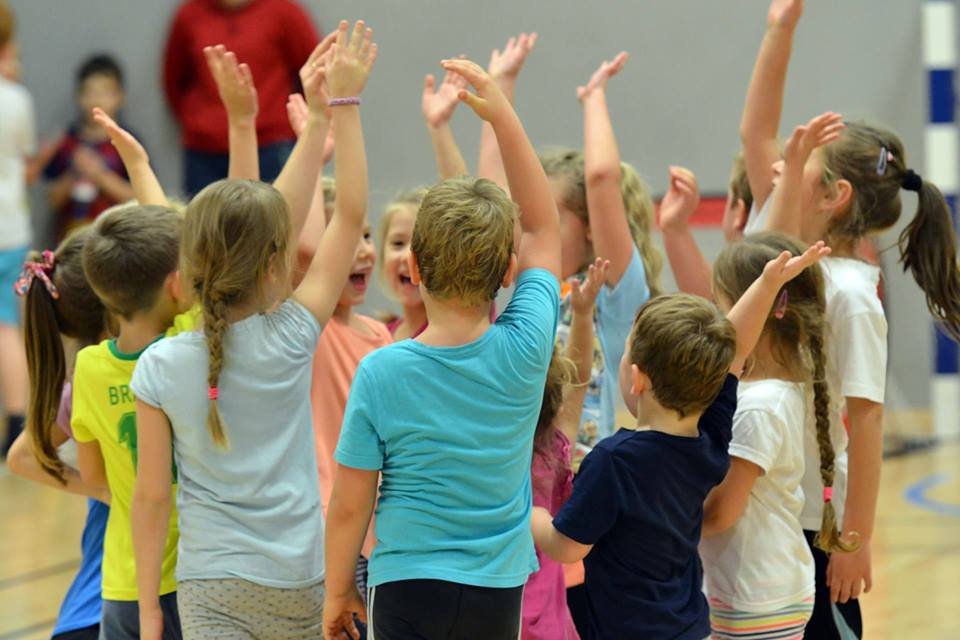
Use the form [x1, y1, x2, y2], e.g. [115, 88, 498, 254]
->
[2, 414, 24, 458]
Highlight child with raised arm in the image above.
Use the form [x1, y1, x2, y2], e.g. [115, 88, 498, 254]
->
[323, 57, 561, 640]
[531, 242, 830, 640]
[129, 20, 375, 639]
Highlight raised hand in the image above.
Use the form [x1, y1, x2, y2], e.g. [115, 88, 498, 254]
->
[782, 112, 845, 167]
[767, 0, 804, 30]
[299, 32, 339, 121]
[326, 20, 378, 99]
[286, 93, 310, 137]
[658, 166, 701, 232]
[570, 258, 610, 315]
[577, 52, 628, 102]
[92, 107, 148, 168]
[488, 32, 538, 82]
[440, 58, 511, 124]
[762, 241, 831, 287]
[204, 45, 258, 121]
[422, 64, 468, 129]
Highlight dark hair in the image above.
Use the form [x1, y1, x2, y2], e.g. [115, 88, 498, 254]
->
[76, 54, 124, 89]
[821, 122, 960, 340]
[24, 228, 108, 482]
[532, 345, 577, 496]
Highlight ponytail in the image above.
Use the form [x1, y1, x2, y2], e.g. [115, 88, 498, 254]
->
[202, 295, 229, 449]
[620, 163, 663, 297]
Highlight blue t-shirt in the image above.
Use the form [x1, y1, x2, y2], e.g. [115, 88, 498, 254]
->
[52, 499, 107, 635]
[554, 374, 738, 640]
[336, 269, 560, 589]
[556, 245, 649, 448]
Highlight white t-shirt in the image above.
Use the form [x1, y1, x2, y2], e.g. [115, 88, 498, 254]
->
[798, 256, 887, 530]
[0, 78, 36, 250]
[700, 379, 815, 612]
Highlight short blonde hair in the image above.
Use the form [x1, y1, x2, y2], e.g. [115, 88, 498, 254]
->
[629, 294, 735, 418]
[411, 177, 516, 306]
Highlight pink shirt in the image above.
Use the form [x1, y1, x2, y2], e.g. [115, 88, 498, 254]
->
[311, 314, 392, 558]
[524, 430, 580, 640]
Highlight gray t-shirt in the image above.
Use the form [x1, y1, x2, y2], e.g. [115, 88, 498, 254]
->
[132, 300, 324, 588]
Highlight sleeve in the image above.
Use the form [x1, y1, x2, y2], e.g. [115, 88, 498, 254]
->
[597, 245, 649, 326]
[698, 374, 739, 450]
[274, 300, 322, 355]
[130, 348, 164, 409]
[833, 311, 887, 403]
[162, 8, 192, 120]
[495, 269, 560, 373]
[278, 1, 320, 80]
[70, 361, 96, 443]
[335, 365, 385, 470]
[552, 446, 620, 545]
[43, 136, 71, 180]
[727, 410, 783, 473]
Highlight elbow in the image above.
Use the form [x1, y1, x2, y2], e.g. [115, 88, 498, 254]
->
[585, 164, 621, 189]
[6, 445, 29, 478]
[134, 485, 172, 508]
[703, 509, 737, 537]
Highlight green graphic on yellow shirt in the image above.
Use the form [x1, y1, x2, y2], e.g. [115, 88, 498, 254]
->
[117, 411, 178, 482]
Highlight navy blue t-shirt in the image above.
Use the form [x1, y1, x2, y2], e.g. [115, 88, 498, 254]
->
[553, 374, 738, 640]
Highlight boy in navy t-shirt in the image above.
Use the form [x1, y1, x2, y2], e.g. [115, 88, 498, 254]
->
[532, 243, 830, 639]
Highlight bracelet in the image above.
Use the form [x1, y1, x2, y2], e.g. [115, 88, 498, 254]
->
[328, 97, 361, 107]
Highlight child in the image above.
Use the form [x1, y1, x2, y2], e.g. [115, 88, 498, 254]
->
[7, 228, 111, 640]
[43, 54, 135, 240]
[71, 203, 186, 640]
[129, 20, 375, 639]
[524, 258, 607, 640]
[701, 233, 857, 640]
[531, 243, 830, 639]
[0, 0, 35, 457]
[540, 52, 662, 447]
[376, 188, 428, 339]
[323, 57, 561, 640]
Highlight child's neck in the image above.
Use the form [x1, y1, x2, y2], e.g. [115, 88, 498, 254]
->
[417, 297, 492, 347]
[634, 399, 701, 438]
[114, 314, 169, 355]
[399, 302, 427, 333]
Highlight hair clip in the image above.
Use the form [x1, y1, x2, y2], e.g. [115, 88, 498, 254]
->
[773, 289, 789, 320]
[876, 146, 889, 176]
[13, 250, 59, 299]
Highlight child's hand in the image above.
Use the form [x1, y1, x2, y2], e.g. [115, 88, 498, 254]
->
[767, 0, 804, 31]
[488, 32, 538, 82]
[762, 241, 831, 288]
[138, 605, 164, 640]
[658, 166, 701, 232]
[325, 20, 378, 100]
[73, 146, 107, 180]
[782, 112, 844, 169]
[440, 58, 512, 125]
[577, 52, 628, 102]
[204, 45, 258, 121]
[422, 63, 468, 129]
[92, 107, 149, 168]
[570, 258, 610, 315]
[323, 588, 367, 640]
[299, 32, 338, 122]
[286, 93, 310, 137]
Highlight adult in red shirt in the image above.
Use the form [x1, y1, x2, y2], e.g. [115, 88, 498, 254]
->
[163, 0, 319, 194]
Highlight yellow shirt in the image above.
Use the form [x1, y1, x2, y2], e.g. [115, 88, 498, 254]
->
[70, 307, 198, 601]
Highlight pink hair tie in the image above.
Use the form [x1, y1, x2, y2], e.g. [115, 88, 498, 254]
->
[773, 289, 789, 320]
[328, 97, 361, 107]
[823, 486, 833, 503]
[208, 387, 220, 401]
[14, 250, 59, 299]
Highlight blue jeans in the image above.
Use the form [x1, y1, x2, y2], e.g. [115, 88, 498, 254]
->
[184, 140, 295, 196]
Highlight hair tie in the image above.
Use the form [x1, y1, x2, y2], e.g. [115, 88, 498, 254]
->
[208, 386, 220, 401]
[13, 250, 59, 299]
[823, 486, 833, 503]
[901, 169, 923, 192]
[773, 289, 789, 320]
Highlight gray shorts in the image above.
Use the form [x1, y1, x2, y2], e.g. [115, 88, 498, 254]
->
[177, 578, 325, 640]
[99, 592, 182, 640]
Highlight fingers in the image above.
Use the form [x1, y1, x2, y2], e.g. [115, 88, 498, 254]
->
[423, 74, 436, 96]
[334, 19, 349, 51]
[441, 58, 488, 88]
[359, 27, 373, 61]
[457, 88, 484, 113]
[348, 20, 366, 54]
[608, 51, 629, 75]
[238, 63, 254, 89]
[527, 32, 539, 51]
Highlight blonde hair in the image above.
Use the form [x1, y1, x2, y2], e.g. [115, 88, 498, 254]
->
[729, 150, 753, 213]
[321, 176, 336, 221]
[411, 177, 516, 306]
[713, 232, 859, 554]
[628, 294, 735, 418]
[375, 186, 427, 292]
[540, 149, 663, 295]
[181, 179, 292, 448]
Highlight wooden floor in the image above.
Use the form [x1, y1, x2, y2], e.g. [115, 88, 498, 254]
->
[1, 444, 959, 639]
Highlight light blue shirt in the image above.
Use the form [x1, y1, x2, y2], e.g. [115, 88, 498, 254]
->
[336, 269, 560, 589]
[131, 300, 324, 588]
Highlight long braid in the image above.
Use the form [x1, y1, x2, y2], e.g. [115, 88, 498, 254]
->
[203, 294, 229, 448]
[620, 163, 663, 297]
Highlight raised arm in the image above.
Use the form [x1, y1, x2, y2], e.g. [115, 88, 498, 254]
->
[740, 0, 804, 211]
[445, 57, 560, 279]
[578, 52, 634, 285]
[92, 108, 167, 206]
[422, 68, 469, 179]
[477, 33, 537, 192]
[205, 45, 260, 181]
[293, 20, 376, 324]
[658, 166, 713, 299]
[726, 242, 830, 375]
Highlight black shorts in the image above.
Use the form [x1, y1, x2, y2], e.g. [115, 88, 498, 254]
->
[369, 579, 522, 640]
[804, 530, 863, 639]
[52, 625, 99, 640]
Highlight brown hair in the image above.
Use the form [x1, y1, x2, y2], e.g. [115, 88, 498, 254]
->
[714, 231, 858, 553]
[0, 1, 14, 50]
[82, 203, 182, 320]
[182, 179, 292, 448]
[411, 177, 516, 306]
[24, 228, 108, 482]
[729, 150, 754, 213]
[628, 294, 735, 418]
[821, 122, 960, 340]
[532, 345, 577, 494]
[540, 149, 663, 296]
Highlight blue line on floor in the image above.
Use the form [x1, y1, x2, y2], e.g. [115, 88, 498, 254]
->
[904, 473, 960, 517]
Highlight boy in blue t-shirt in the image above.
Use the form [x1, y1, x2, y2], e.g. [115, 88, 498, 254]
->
[323, 57, 561, 640]
[532, 243, 830, 639]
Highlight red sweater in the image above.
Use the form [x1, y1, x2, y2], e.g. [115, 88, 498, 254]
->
[163, 0, 319, 152]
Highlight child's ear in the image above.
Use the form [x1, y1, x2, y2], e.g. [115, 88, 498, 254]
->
[733, 198, 748, 232]
[501, 253, 519, 288]
[824, 178, 853, 220]
[630, 364, 648, 397]
[166, 270, 183, 302]
[408, 251, 421, 286]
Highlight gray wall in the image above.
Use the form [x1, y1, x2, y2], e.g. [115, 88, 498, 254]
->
[9, 0, 934, 410]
